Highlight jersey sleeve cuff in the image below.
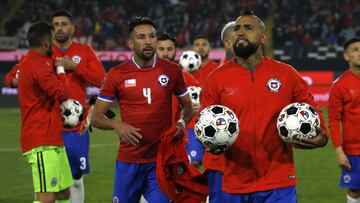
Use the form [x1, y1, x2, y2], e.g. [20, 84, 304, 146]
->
[175, 89, 188, 97]
[98, 95, 114, 103]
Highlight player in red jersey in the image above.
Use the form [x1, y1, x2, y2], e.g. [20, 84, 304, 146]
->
[91, 16, 195, 203]
[50, 10, 106, 203]
[201, 10, 328, 203]
[203, 20, 236, 203]
[191, 35, 219, 85]
[5, 63, 20, 87]
[328, 37, 360, 203]
[156, 32, 202, 168]
[18, 21, 72, 203]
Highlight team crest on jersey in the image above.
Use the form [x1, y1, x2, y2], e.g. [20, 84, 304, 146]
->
[51, 177, 57, 186]
[72, 55, 81, 64]
[267, 78, 281, 92]
[158, 74, 170, 87]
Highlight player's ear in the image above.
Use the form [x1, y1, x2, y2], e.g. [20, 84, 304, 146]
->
[260, 32, 268, 44]
[128, 38, 134, 50]
[343, 52, 350, 62]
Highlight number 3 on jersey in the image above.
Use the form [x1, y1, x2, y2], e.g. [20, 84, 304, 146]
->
[143, 88, 151, 104]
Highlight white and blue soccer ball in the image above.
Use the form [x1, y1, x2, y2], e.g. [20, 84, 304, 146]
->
[276, 102, 320, 143]
[179, 51, 202, 72]
[187, 86, 201, 104]
[60, 99, 84, 128]
[195, 105, 239, 154]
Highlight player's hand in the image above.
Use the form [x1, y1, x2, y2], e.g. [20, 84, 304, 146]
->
[173, 121, 185, 141]
[54, 57, 67, 68]
[192, 103, 201, 113]
[335, 147, 351, 171]
[57, 56, 77, 71]
[114, 122, 142, 146]
[291, 128, 327, 149]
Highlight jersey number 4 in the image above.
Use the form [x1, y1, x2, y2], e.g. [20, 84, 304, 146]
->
[143, 88, 151, 104]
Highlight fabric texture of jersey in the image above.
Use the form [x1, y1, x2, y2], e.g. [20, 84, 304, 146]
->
[18, 51, 69, 153]
[190, 60, 219, 85]
[99, 57, 187, 163]
[328, 70, 360, 155]
[201, 57, 327, 193]
[156, 126, 208, 203]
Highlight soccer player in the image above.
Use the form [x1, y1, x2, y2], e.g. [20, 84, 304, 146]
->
[51, 10, 106, 203]
[18, 21, 72, 203]
[5, 63, 20, 87]
[156, 32, 202, 167]
[200, 10, 328, 203]
[328, 37, 360, 203]
[191, 35, 219, 85]
[203, 20, 236, 203]
[91, 16, 195, 202]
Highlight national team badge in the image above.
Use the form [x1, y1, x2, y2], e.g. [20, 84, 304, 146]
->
[51, 177, 57, 186]
[267, 78, 281, 92]
[158, 74, 170, 87]
[72, 55, 81, 64]
[343, 175, 351, 184]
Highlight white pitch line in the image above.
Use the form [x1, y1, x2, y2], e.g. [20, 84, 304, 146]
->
[0, 143, 117, 152]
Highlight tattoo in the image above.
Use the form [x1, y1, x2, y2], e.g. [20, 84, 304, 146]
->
[236, 53, 263, 70]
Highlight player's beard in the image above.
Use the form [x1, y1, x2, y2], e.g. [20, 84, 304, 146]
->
[54, 32, 70, 43]
[140, 46, 155, 61]
[233, 40, 259, 59]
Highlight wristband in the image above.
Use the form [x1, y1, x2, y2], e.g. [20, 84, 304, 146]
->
[177, 118, 186, 128]
[57, 66, 65, 74]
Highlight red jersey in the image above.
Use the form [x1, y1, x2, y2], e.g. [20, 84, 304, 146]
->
[201, 57, 327, 193]
[328, 70, 360, 155]
[5, 63, 20, 87]
[191, 60, 218, 86]
[18, 51, 69, 153]
[99, 57, 187, 163]
[52, 42, 106, 105]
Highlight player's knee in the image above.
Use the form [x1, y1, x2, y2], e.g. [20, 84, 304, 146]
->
[36, 192, 56, 203]
[56, 188, 71, 199]
[72, 176, 84, 188]
[73, 174, 82, 180]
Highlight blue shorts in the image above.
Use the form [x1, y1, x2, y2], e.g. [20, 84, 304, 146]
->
[185, 128, 204, 163]
[112, 161, 170, 203]
[205, 170, 224, 203]
[223, 186, 297, 203]
[340, 155, 360, 190]
[61, 130, 90, 176]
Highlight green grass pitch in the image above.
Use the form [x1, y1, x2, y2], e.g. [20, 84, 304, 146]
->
[0, 107, 344, 202]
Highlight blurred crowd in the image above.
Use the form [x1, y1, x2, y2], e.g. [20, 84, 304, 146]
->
[2, 0, 360, 52]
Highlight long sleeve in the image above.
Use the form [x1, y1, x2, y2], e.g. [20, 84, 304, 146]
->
[328, 83, 343, 148]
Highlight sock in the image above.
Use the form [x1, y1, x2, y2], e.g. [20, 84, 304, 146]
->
[56, 200, 70, 203]
[347, 195, 360, 203]
[70, 177, 84, 203]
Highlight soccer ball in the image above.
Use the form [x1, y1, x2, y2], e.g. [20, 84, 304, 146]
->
[179, 51, 202, 72]
[187, 86, 201, 104]
[60, 99, 84, 128]
[276, 102, 320, 143]
[195, 105, 239, 154]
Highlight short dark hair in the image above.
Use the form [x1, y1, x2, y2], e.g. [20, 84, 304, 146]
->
[157, 32, 177, 47]
[193, 34, 209, 42]
[27, 21, 53, 48]
[51, 9, 73, 22]
[343, 37, 360, 50]
[128, 16, 156, 35]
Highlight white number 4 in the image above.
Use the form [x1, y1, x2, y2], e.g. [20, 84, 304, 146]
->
[143, 88, 151, 104]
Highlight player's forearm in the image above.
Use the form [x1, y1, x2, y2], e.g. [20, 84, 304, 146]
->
[91, 112, 117, 130]
[181, 102, 196, 125]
